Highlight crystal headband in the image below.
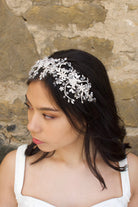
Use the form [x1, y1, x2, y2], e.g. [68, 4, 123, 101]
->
[29, 57, 96, 104]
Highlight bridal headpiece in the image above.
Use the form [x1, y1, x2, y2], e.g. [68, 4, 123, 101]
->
[29, 57, 96, 104]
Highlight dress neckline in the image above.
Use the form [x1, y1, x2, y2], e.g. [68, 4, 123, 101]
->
[20, 193, 125, 207]
[14, 145, 131, 207]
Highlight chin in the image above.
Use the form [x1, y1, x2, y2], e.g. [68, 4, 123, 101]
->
[37, 144, 55, 153]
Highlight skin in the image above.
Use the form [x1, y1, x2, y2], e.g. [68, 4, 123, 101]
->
[25, 81, 85, 160]
[0, 80, 138, 207]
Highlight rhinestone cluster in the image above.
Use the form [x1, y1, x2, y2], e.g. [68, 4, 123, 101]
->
[29, 57, 96, 104]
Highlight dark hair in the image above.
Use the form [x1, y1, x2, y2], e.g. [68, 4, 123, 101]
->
[25, 49, 130, 189]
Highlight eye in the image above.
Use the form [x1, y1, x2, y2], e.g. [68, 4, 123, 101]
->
[24, 102, 33, 110]
[42, 114, 55, 119]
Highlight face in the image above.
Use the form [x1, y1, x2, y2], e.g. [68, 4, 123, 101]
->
[26, 80, 84, 152]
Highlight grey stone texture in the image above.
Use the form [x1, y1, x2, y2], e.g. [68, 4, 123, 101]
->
[0, 0, 138, 162]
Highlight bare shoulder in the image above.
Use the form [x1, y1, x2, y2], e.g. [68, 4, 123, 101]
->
[127, 153, 138, 207]
[0, 150, 18, 206]
[0, 149, 17, 171]
[127, 153, 138, 180]
[127, 152, 138, 175]
[0, 149, 17, 184]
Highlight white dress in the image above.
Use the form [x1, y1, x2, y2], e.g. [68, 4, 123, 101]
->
[14, 144, 131, 207]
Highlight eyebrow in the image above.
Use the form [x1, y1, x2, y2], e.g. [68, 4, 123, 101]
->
[25, 95, 59, 112]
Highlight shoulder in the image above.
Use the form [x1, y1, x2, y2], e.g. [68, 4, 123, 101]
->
[127, 153, 138, 176]
[0, 149, 17, 168]
[0, 149, 17, 181]
[0, 150, 18, 205]
[127, 153, 138, 198]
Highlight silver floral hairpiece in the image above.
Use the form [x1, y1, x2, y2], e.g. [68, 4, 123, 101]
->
[29, 57, 96, 104]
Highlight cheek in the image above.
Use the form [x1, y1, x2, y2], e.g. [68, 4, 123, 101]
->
[55, 118, 72, 132]
[57, 121, 77, 140]
[44, 118, 73, 138]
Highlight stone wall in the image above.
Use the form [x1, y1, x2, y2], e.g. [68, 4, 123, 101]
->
[0, 0, 138, 162]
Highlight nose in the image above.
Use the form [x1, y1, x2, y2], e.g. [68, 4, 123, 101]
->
[27, 113, 41, 133]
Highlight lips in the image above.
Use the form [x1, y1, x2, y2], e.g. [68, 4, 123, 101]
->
[32, 138, 44, 145]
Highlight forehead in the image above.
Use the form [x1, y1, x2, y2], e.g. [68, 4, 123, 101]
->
[26, 80, 58, 108]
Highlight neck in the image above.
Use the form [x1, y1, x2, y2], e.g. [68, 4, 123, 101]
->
[52, 136, 86, 167]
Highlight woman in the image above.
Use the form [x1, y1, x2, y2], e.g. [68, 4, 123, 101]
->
[0, 49, 137, 207]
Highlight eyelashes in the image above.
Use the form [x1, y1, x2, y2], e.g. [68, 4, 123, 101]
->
[24, 102, 33, 110]
[42, 114, 55, 119]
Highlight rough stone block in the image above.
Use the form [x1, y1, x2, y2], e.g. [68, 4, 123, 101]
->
[111, 79, 138, 127]
[5, 0, 32, 15]
[52, 36, 113, 62]
[24, 3, 107, 30]
[0, 0, 38, 81]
